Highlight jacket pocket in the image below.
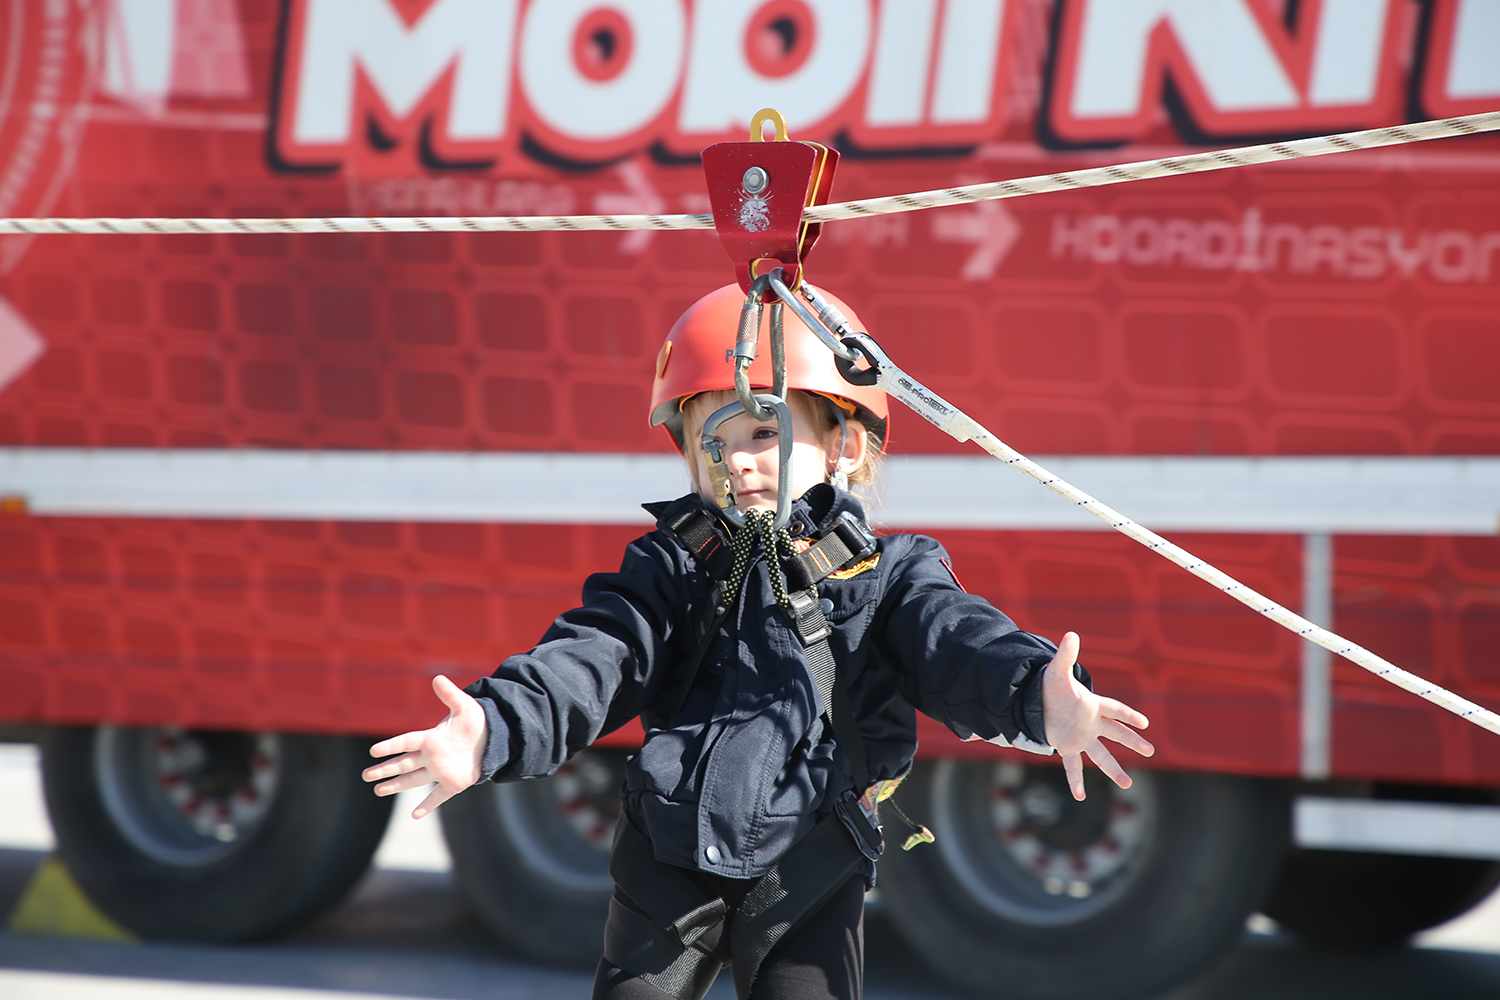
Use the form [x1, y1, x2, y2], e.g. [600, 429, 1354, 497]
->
[815, 573, 877, 624]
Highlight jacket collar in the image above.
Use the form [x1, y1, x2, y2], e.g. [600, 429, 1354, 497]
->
[773, 483, 869, 541]
[658, 486, 869, 543]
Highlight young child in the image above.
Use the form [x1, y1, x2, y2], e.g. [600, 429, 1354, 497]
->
[362, 283, 1154, 1000]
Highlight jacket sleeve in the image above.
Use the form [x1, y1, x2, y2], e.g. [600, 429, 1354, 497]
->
[464, 531, 694, 782]
[874, 535, 1090, 754]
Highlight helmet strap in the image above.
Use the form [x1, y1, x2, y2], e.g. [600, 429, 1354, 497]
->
[827, 399, 850, 491]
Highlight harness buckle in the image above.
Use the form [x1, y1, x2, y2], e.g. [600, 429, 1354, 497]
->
[831, 511, 877, 562]
[833, 790, 884, 862]
[787, 588, 833, 646]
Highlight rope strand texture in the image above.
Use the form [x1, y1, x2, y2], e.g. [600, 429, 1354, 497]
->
[870, 352, 1500, 738]
[0, 111, 1493, 236]
[720, 510, 795, 614]
[804, 110, 1500, 222]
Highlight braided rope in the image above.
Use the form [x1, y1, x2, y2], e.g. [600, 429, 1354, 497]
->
[0, 111, 1493, 236]
[0, 212, 715, 236]
[873, 354, 1500, 737]
[720, 510, 795, 614]
[804, 111, 1500, 222]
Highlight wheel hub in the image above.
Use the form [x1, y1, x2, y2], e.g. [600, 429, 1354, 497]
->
[993, 763, 1133, 898]
[95, 726, 280, 866]
[932, 759, 1157, 925]
[152, 731, 278, 844]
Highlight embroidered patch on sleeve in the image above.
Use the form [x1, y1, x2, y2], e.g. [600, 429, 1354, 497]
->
[939, 557, 967, 592]
[828, 552, 881, 580]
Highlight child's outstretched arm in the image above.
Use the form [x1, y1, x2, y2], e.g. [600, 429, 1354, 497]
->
[1041, 632, 1155, 801]
[361, 674, 487, 819]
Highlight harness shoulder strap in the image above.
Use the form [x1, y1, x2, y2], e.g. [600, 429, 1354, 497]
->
[782, 510, 879, 790]
[785, 588, 868, 791]
[785, 510, 876, 591]
[644, 497, 734, 580]
[642, 498, 735, 730]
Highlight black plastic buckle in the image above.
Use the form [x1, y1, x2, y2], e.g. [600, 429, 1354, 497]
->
[831, 511, 877, 562]
[834, 792, 884, 861]
[659, 501, 734, 579]
[787, 589, 833, 646]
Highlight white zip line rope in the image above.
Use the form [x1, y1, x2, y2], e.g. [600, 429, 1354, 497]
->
[0, 111, 1494, 235]
[6, 108, 1498, 734]
[803, 109, 1500, 222]
[857, 345, 1500, 738]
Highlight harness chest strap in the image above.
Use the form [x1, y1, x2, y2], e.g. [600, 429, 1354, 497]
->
[641, 498, 735, 731]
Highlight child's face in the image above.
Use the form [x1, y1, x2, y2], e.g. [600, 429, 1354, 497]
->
[683, 392, 841, 514]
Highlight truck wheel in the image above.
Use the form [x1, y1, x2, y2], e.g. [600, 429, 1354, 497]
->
[877, 761, 1285, 1000]
[440, 748, 624, 966]
[41, 725, 392, 940]
[1263, 849, 1500, 949]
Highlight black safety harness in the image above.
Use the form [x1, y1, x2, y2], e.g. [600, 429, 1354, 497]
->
[618, 496, 889, 1000]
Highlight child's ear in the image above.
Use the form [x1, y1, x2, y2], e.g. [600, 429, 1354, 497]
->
[829, 420, 870, 475]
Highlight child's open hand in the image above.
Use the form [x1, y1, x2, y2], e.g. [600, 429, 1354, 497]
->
[362, 674, 487, 819]
[1041, 632, 1155, 801]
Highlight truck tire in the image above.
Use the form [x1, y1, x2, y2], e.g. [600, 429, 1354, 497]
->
[440, 748, 625, 966]
[877, 761, 1286, 1000]
[41, 725, 392, 941]
[1263, 849, 1500, 949]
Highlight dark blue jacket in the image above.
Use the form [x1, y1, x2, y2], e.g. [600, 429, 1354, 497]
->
[466, 484, 1081, 879]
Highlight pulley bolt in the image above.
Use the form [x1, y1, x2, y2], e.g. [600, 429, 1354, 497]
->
[742, 166, 769, 195]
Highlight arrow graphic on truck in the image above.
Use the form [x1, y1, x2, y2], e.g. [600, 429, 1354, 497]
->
[932, 201, 1023, 280]
[0, 297, 43, 394]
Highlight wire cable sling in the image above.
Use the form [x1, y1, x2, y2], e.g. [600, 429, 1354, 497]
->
[0, 111, 1494, 236]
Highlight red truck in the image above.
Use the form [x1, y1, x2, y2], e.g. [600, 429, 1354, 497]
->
[1, 3, 1498, 999]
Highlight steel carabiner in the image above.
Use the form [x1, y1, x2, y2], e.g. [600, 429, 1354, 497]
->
[733, 272, 788, 422]
[700, 394, 795, 530]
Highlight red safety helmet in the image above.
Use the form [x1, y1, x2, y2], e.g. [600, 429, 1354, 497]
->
[649, 283, 889, 451]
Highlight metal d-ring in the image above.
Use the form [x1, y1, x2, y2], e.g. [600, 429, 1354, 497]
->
[700, 394, 794, 529]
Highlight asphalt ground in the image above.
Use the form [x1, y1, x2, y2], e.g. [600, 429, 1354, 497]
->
[4, 743, 1500, 1000]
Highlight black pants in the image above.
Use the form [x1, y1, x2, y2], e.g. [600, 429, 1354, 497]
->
[592, 865, 866, 1000]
